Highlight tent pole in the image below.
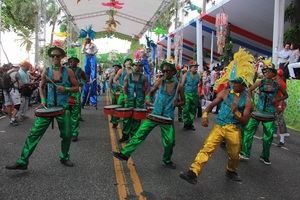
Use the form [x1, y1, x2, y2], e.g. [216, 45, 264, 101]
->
[272, 0, 285, 67]
[210, 31, 214, 65]
[196, 19, 203, 72]
[167, 36, 171, 59]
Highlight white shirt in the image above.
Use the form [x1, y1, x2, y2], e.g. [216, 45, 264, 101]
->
[289, 49, 300, 64]
[82, 43, 98, 55]
[277, 49, 291, 64]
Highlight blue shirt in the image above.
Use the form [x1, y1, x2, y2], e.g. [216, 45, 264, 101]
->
[184, 71, 200, 93]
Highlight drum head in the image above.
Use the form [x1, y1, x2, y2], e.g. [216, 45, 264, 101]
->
[115, 107, 133, 111]
[35, 107, 63, 114]
[133, 108, 147, 112]
[104, 105, 122, 109]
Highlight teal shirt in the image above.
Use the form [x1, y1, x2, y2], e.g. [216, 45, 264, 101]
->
[184, 71, 200, 93]
[153, 76, 179, 119]
[127, 73, 145, 101]
[47, 67, 71, 107]
[119, 68, 127, 87]
[256, 79, 278, 113]
[18, 68, 29, 84]
[216, 90, 247, 128]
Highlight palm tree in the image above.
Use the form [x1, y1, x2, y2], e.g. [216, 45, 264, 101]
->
[45, 0, 61, 44]
[15, 29, 33, 60]
[284, 0, 300, 43]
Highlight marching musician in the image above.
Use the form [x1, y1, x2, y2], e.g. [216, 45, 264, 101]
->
[68, 57, 87, 142]
[180, 61, 200, 131]
[240, 61, 288, 165]
[113, 60, 184, 169]
[119, 61, 148, 142]
[179, 49, 254, 184]
[112, 58, 133, 128]
[109, 64, 122, 126]
[6, 46, 79, 170]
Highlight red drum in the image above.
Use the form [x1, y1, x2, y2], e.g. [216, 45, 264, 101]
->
[251, 111, 275, 122]
[103, 105, 122, 115]
[147, 106, 154, 114]
[35, 107, 64, 118]
[133, 108, 148, 120]
[147, 114, 172, 124]
[113, 107, 133, 118]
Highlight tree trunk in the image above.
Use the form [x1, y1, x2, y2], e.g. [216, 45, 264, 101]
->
[50, 18, 57, 45]
[0, 41, 10, 63]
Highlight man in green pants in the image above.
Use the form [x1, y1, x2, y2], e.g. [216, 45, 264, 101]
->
[68, 57, 87, 142]
[6, 46, 79, 170]
[113, 58, 133, 129]
[119, 62, 148, 142]
[113, 61, 184, 169]
[240, 65, 288, 165]
[109, 64, 122, 125]
[181, 61, 200, 130]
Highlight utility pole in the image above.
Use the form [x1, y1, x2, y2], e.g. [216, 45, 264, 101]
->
[34, 0, 40, 68]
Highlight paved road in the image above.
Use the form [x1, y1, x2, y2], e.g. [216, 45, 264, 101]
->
[1, 95, 300, 200]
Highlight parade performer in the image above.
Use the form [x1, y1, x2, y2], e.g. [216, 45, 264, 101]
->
[113, 61, 184, 169]
[109, 64, 122, 126]
[179, 48, 254, 184]
[81, 37, 98, 108]
[176, 65, 183, 122]
[275, 69, 289, 147]
[68, 57, 87, 142]
[240, 59, 288, 165]
[6, 46, 79, 170]
[113, 58, 133, 128]
[119, 62, 148, 142]
[181, 61, 200, 130]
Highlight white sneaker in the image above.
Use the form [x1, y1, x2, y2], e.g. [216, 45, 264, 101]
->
[239, 154, 249, 161]
[284, 133, 290, 137]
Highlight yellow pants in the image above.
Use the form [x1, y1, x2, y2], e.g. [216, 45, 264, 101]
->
[190, 124, 241, 176]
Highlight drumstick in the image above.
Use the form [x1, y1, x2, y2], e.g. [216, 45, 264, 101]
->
[44, 74, 58, 87]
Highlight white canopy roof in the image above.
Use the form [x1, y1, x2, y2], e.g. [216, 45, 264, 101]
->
[58, 0, 173, 38]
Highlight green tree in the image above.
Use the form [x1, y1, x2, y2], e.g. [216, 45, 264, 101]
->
[15, 29, 33, 60]
[284, 0, 300, 44]
[45, 0, 61, 44]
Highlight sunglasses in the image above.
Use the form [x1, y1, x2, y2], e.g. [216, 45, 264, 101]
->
[50, 54, 62, 58]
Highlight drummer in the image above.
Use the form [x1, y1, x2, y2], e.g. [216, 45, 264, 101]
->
[68, 57, 87, 142]
[119, 61, 148, 142]
[179, 48, 254, 184]
[180, 61, 200, 131]
[109, 64, 122, 127]
[240, 63, 288, 165]
[112, 58, 133, 128]
[113, 60, 184, 169]
[6, 46, 79, 170]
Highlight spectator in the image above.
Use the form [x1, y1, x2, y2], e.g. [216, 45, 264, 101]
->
[287, 43, 300, 79]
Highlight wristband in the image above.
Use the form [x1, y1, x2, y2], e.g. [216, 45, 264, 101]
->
[202, 112, 208, 118]
[145, 95, 151, 101]
[64, 87, 71, 93]
[41, 97, 46, 104]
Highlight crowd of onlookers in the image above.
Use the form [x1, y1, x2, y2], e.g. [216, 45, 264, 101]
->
[0, 62, 41, 125]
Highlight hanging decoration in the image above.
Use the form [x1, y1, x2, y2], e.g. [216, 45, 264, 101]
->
[173, 30, 183, 67]
[215, 11, 228, 54]
[102, 0, 124, 9]
[152, 26, 168, 36]
[52, 40, 64, 47]
[78, 25, 96, 40]
[183, 0, 201, 14]
[54, 24, 69, 38]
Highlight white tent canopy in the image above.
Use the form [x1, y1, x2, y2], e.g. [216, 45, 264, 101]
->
[58, 0, 173, 38]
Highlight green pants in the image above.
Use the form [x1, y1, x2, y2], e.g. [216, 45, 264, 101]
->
[71, 92, 81, 137]
[241, 117, 275, 159]
[16, 110, 72, 166]
[122, 99, 144, 138]
[121, 119, 175, 164]
[111, 92, 126, 125]
[183, 92, 199, 125]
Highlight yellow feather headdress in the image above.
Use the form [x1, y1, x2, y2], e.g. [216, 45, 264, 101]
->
[214, 48, 255, 89]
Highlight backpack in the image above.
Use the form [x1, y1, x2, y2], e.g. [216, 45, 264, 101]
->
[0, 71, 14, 91]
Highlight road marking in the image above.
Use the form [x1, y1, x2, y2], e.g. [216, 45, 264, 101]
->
[106, 94, 129, 200]
[254, 135, 289, 151]
[117, 128, 146, 200]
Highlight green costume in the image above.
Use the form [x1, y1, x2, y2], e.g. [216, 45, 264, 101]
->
[183, 71, 200, 127]
[241, 79, 278, 161]
[70, 67, 84, 138]
[111, 69, 127, 126]
[120, 76, 178, 164]
[110, 73, 119, 125]
[16, 67, 73, 166]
